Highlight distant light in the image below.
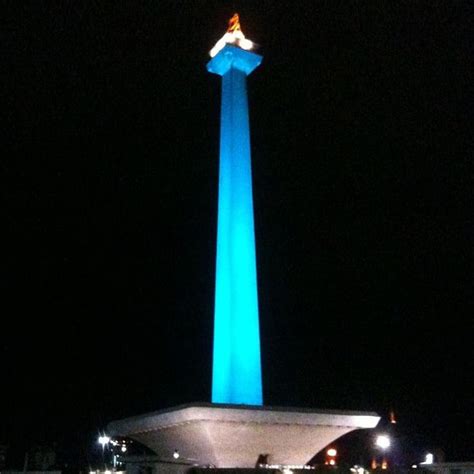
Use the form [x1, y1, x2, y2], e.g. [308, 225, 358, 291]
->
[98, 435, 110, 447]
[421, 453, 434, 465]
[329, 459, 336, 466]
[173, 450, 180, 459]
[121, 446, 127, 452]
[327, 448, 337, 457]
[412, 465, 418, 469]
[104, 471, 111, 474]
[376, 435, 391, 450]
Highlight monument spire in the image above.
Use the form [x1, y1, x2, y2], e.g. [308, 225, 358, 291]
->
[207, 14, 263, 405]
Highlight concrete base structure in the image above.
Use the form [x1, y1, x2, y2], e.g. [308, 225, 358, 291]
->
[108, 403, 380, 469]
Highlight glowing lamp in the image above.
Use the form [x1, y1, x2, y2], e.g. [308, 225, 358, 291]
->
[98, 435, 110, 447]
[376, 435, 391, 450]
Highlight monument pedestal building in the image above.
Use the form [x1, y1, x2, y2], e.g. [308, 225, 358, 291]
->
[108, 403, 379, 469]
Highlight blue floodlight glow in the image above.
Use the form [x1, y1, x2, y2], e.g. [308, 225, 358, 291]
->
[207, 45, 263, 405]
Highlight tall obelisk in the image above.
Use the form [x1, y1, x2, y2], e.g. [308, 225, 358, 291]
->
[207, 14, 263, 405]
[107, 18, 381, 467]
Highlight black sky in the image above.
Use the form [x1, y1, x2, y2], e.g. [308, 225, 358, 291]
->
[2, 0, 472, 467]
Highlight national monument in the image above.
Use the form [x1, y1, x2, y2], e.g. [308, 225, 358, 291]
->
[107, 15, 380, 471]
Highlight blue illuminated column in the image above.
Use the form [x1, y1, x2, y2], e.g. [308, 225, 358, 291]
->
[207, 44, 263, 405]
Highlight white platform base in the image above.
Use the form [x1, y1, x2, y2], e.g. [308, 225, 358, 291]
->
[108, 403, 380, 468]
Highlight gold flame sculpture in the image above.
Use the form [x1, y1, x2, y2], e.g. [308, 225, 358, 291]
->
[227, 13, 241, 33]
[209, 13, 253, 58]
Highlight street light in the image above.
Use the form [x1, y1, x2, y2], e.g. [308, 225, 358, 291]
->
[374, 435, 391, 470]
[421, 453, 434, 465]
[98, 435, 111, 448]
[326, 448, 337, 466]
[375, 435, 391, 450]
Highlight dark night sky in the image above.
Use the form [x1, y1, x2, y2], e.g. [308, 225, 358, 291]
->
[2, 0, 472, 467]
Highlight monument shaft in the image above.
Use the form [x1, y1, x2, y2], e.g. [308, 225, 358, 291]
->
[207, 45, 263, 405]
